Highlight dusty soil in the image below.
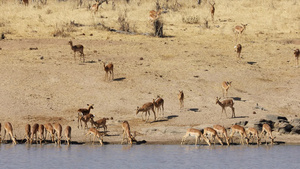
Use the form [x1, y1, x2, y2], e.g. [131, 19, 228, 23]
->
[0, 0, 300, 145]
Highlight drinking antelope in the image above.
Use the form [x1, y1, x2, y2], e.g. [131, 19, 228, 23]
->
[247, 127, 260, 145]
[44, 123, 55, 142]
[209, 1, 215, 22]
[85, 127, 104, 145]
[178, 90, 184, 109]
[102, 62, 114, 81]
[24, 124, 31, 143]
[30, 123, 39, 144]
[221, 81, 232, 98]
[294, 49, 300, 67]
[38, 124, 45, 144]
[136, 102, 156, 122]
[216, 97, 235, 118]
[229, 125, 249, 145]
[181, 128, 211, 146]
[53, 123, 62, 145]
[64, 126, 71, 145]
[235, 44, 242, 58]
[77, 104, 94, 128]
[68, 40, 85, 62]
[213, 125, 230, 145]
[260, 124, 275, 145]
[121, 121, 137, 145]
[203, 127, 223, 145]
[153, 96, 164, 118]
[3, 122, 17, 144]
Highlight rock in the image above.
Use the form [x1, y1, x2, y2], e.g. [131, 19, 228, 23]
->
[290, 125, 300, 135]
[235, 121, 248, 126]
[275, 122, 293, 134]
[265, 115, 288, 122]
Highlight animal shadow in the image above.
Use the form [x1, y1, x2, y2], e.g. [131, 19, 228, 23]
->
[247, 61, 257, 65]
[113, 77, 126, 81]
[188, 108, 199, 112]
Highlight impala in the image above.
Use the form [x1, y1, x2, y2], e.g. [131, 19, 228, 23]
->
[229, 125, 249, 145]
[38, 124, 45, 144]
[121, 121, 137, 145]
[294, 49, 300, 67]
[53, 123, 62, 145]
[178, 90, 184, 109]
[260, 124, 275, 145]
[3, 122, 17, 144]
[30, 123, 39, 144]
[136, 102, 156, 122]
[44, 123, 55, 142]
[221, 81, 232, 98]
[213, 125, 230, 145]
[203, 127, 223, 145]
[209, 2, 215, 22]
[153, 96, 164, 118]
[181, 128, 211, 146]
[90, 117, 109, 132]
[79, 113, 95, 129]
[216, 97, 235, 118]
[247, 127, 260, 145]
[24, 124, 31, 143]
[102, 62, 114, 81]
[85, 127, 104, 145]
[68, 40, 84, 62]
[64, 126, 72, 145]
[235, 44, 242, 58]
[77, 104, 94, 128]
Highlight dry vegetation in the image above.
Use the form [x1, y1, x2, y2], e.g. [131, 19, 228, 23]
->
[0, 0, 300, 144]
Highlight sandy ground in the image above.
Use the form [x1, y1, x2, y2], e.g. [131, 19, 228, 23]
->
[0, 0, 300, 145]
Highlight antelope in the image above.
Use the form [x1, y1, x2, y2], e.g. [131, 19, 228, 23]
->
[121, 121, 137, 145]
[38, 124, 45, 144]
[178, 90, 184, 109]
[102, 62, 114, 81]
[85, 127, 104, 145]
[181, 128, 211, 146]
[23, 0, 29, 6]
[213, 125, 230, 145]
[221, 81, 232, 98]
[90, 117, 109, 132]
[136, 102, 156, 122]
[68, 40, 85, 62]
[209, 1, 215, 22]
[64, 126, 71, 145]
[30, 123, 39, 144]
[53, 123, 62, 145]
[79, 113, 95, 129]
[77, 104, 94, 128]
[216, 97, 235, 118]
[44, 123, 55, 142]
[234, 24, 247, 42]
[229, 125, 249, 145]
[294, 49, 300, 67]
[260, 124, 275, 145]
[3, 122, 17, 144]
[153, 96, 164, 118]
[247, 127, 260, 145]
[203, 127, 223, 145]
[235, 44, 242, 58]
[90, 0, 108, 14]
[24, 124, 31, 143]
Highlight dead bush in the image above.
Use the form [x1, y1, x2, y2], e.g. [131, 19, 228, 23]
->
[182, 15, 200, 24]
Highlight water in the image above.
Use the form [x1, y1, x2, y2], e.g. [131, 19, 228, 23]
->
[0, 144, 299, 169]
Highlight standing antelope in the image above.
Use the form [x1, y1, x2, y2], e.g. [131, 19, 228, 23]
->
[90, 0, 108, 14]
[181, 128, 211, 146]
[247, 127, 261, 145]
[209, 1, 215, 22]
[260, 124, 275, 145]
[30, 123, 39, 144]
[53, 123, 62, 145]
[77, 104, 94, 128]
[102, 62, 114, 81]
[229, 125, 249, 145]
[79, 113, 95, 129]
[90, 117, 109, 132]
[203, 127, 223, 145]
[23, 0, 29, 6]
[3, 122, 17, 144]
[221, 81, 232, 98]
[153, 96, 164, 118]
[235, 44, 242, 58]
[136, 102, 156, 122]
[178, 90, 184, 109]
[294, 49, 300, 67]
[216, 97, 235, 118]
[44, 123, 55, 142]
[38, 124, 45, 144]
[234, 24, 247, 42]
[213, 125, 230, 145]
[24, 124, 31, 143]
[64, 126, 72, 145]
[68, 40, 85, 62]
[85, 127, 104, 145]
[121, 121, 137, 145]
